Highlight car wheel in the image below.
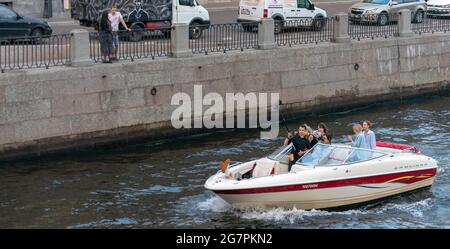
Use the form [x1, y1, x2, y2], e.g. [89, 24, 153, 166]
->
[377, 13, 388, 26]
[414, 11, 424, 23]
[189, 22, 203, 39]
[312, 17, 325, 31]
[242, 23, 255, 32]
[350, 19, 361, 25]
[274, 19, 284, 34]
[30, 28, 44, 44]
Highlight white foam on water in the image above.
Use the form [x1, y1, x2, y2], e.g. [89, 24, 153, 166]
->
[193, 193, 435, 226]
[197, 195, 232, 213]
[374, 198, 433, 218]
[234, 198, 434, 224]
[239, 207, 368, 224]
[68, 217, 138, 228]
[437, 166, 448, 178]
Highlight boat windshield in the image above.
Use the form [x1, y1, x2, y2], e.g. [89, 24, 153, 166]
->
[297, 144, 387, 167]
[268, 144, 292, 164]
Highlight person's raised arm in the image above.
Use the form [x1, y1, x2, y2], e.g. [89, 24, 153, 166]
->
[120, 14, 131, 31]
[283, 131, 293, 145]
[348, 135, 353, 143]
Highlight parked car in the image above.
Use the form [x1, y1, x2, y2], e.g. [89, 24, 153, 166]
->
[426, 0, 450, 16]
[349, 0, 427, 26]
[0, 4, 52, 40]
[237, 0, 328, 33]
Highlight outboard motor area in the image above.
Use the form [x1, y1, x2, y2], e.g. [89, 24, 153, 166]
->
[221, 158, 290, 181]
[252, 161, 276, 178]
[250, 160, 290, 178]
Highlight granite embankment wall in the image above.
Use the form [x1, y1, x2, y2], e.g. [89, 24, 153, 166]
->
[1, 33, 450, 160]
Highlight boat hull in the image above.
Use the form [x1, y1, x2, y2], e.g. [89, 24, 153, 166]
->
[213, 176, 435, 210]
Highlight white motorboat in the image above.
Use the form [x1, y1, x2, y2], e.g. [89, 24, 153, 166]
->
[204, 142, 438, 210]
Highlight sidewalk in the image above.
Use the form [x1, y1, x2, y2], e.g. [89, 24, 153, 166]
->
[46, 16, 78, 25]
[48, 19, 79, 25]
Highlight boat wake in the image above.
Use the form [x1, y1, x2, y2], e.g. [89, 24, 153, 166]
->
[239, 207, 366, 223]
[197, 195, 232, 213]
[68, 217, 139, 228]
[196, 194, 433, 226]
[374, 198, 433, 218]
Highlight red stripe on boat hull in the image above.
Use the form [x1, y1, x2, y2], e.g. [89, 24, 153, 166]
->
[213, 168, 436, 195]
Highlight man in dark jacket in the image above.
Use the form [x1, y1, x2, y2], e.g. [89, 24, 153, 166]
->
[284, 125, 311, 171]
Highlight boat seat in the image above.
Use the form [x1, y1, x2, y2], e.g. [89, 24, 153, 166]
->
[236, 163, 256, 175]
[273, 162, 289, 174]
[252, 161, 275, 178]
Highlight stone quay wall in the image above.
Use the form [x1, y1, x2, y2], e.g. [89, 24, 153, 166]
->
[1, 32, 449, 160]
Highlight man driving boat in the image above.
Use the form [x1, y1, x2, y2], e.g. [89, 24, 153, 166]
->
[283, 125, 311, 171]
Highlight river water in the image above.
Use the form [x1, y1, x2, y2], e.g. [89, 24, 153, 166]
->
[0, 93, 449, 228]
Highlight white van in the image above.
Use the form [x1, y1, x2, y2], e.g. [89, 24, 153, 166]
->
[237, 0, 328, 32]
[173, 0, 211, 39]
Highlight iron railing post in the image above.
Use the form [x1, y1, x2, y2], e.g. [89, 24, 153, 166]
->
[70, 29, 93, 67]
[171, 23, 192, 58]
[333, 13, 350, 43]
[258, 19, 277, 50]
[399, 9, 413, 37]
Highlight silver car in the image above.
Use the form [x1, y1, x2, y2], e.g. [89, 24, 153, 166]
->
[349, 0, 427, 25]
[427, 0, 450, 16]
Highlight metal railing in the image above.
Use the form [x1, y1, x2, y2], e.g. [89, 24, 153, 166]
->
[2, 14, 450, 72]
[0, 34, 71, 73]
[189, 22, 258, 54]
[348, 13, 399, 41]
[89, 28, 171, 63]
[275, 18, 334, 46]
[413, 10, 450, 34]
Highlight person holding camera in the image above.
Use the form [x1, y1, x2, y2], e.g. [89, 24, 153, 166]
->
[284, 125, 311, 171]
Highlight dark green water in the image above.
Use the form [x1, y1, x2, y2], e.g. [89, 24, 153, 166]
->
[0, 94, 449, 228]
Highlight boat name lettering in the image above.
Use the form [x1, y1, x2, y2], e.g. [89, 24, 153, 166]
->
[403, 164, 426, 169]
[302, 184, 318, 189]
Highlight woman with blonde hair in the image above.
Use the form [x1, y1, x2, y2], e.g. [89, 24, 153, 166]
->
[348, 123, 367, 149]
[348, 123, 369, 161]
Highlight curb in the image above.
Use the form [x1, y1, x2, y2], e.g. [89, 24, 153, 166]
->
[207, 7, 237, 11]
[48, 21, 79, 25]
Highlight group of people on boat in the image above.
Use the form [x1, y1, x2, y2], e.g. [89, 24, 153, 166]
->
[284, 120, 376, 169]
[348, 121, 376, 150]
[283, 123, 331, 170]
[220, 120, 378, 179]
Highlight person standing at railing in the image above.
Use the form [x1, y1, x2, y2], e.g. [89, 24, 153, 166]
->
[108, 4, 131, 61]
[99, 10, 113, 64]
